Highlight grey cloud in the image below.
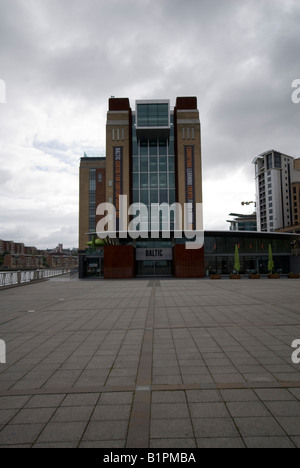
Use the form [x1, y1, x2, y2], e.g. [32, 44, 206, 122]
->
[0, 169, 12, 184]
[0, 0, 300, 245]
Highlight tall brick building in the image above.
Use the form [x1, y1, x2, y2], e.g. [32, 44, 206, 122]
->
[79, 97, 204, 278]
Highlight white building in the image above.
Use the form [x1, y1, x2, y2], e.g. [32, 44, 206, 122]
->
[253, 150, 300, 232]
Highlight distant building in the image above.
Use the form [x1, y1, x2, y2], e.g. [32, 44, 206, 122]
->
[253, 150, 300, 232]
[45, 255, 78, 269]
[79, 154, 106, 250]
[276, 158, 300, 234]
[227, 212, 257, 231]
[1, 239, 78, 270]
[3, 254, 44, 270]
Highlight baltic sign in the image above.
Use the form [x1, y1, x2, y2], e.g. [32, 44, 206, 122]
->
[136, 248, 173, 261]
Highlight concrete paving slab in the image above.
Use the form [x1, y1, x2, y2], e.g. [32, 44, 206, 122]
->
[0, 277, 300, 448]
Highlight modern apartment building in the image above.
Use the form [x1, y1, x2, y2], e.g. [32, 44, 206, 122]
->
[227, 212, 257, 231]
[253, 150, 300, 233]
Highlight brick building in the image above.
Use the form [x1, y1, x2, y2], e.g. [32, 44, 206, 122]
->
[79, 96, 204, 279]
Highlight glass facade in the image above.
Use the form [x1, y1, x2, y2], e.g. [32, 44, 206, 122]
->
[132, 112, 176, 230]
[136, 103, 169, 127]
[204, 232, 294, 275]
[135, 239, 173, 277]
[204, 234, 291, 255]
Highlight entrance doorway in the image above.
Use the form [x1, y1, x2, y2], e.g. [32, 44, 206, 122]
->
[136, 260, 172, 277]
[85, 256, 104, 278]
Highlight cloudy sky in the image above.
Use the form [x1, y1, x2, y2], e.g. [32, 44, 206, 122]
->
[0, 0, 299, 249]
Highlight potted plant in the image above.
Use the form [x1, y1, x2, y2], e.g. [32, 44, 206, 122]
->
[249, 272, 260, 279]
[210, 273, 221, 279]
[288, 272, 300, 279]
[268, 244, 280, 278]
[230, 245, 241, 279]
[209, 268, 221, 279]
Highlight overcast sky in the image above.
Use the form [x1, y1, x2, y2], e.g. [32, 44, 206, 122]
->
[0, 0, 299, 249]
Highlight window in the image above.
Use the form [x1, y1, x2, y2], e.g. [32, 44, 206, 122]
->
[168, 156, 175, 171]
[132, 173, 139, 189]
[274, 152, 282, 168]
[159, 157, 167, 172]
[141, 174, 148, 189]
[159, 173, 167, 188]
[150, 157, 158, 172]
[159, 140, 167, 156]
[150, 173, 158, 188]
[267, 154, 272, 170]
[169, 173, 175, 189]
[136, 103, 169, 127]
[149, 140, 157, 155]
[140, 190, 149, 206]
[140, 140, 148, 156]
[132, 157, 139, 172]
[140, 157, 148, 172]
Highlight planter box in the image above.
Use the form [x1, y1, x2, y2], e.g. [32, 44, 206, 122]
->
[230, 274, 241, 279]
[288, 273, 300, 279]
[268, 274, 280, 279]
[249, 274, 260, 279]
[210, 274, 221, 280]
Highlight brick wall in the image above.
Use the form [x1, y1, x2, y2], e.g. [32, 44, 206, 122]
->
[104, 245, 135, 279]
[173, 244, 205, 278]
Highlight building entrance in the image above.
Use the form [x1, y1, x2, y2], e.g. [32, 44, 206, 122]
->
[136, 260, 173, 277]
[85, 256, 104, 278]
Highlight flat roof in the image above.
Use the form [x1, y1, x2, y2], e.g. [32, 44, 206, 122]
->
[86, 230, 300, 240]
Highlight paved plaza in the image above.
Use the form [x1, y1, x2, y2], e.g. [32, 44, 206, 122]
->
[0, 276, 300, 448]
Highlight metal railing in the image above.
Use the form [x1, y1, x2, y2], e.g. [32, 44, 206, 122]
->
[0, 269, 70, 288]
[70, 267, 79, 279]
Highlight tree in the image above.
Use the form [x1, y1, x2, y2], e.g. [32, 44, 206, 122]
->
[268, 244, 275, 274]
[234, 244, 240, 274]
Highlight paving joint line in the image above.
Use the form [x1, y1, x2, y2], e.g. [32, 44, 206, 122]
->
[1, 382, 299, 399]
[126, 281, 155, 448]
